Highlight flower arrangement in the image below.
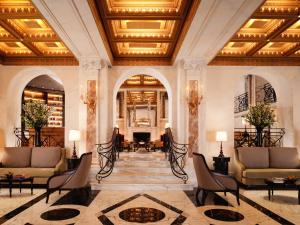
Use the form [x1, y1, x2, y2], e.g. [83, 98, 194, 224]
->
[245, 103, 275, 129]
[22, 100, 52, 129]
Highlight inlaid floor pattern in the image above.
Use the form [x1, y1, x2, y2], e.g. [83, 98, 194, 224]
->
[90, 151, 196, 190]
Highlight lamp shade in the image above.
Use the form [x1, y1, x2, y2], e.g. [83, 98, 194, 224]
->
[165, 122, 170, 128]
[69, 130, 80, 141]
[241, 117, 247, 125]
[216, 131, 227, 142]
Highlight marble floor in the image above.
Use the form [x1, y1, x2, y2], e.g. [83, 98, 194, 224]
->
[0, 186, 299, 225]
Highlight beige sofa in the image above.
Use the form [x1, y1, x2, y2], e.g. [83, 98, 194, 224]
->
[0, 147, 66, 184]
[234, 147, 300, 185]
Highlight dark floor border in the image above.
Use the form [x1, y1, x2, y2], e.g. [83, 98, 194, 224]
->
[0, 192, 47, 225]
[239, 193, 295, 225]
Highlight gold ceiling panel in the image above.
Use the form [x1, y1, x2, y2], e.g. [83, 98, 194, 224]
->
[237, 19, 285, 38]
[256, 42, 297, 55]
[0, 0, 77, 65]
[121, 74, 164, 88]
[105, 0, 183, 13]
[117, 42, 169, 55]
[33, 42, 72, 56]
[89, 0, 200, 65]
[259, 0, 299, 12]
[210, 0, 300, 66]
[7, 19, 54, 36]
[0, 41, 32, 55]
[111, 20, 175, 38]
[219, 42, 258, 56]
[0, 25, 14, 39]
[281, 19, 300, 38]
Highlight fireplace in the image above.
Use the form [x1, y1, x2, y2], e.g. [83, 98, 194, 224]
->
[133, 132, 151, 143]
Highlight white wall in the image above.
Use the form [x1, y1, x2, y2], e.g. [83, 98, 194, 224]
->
[201, 66, 299, 170]
[0, 65, 79, 156]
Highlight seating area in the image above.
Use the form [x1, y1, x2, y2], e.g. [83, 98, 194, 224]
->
[1, 0, 300, 224]
[0, 147, 66, 184]
[234, 147, 300, 185]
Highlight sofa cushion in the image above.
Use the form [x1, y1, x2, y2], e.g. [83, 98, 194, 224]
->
[0, 167, 55, 178]
[31, 147, 61, 168]
[269, 147, 300, 169]
[242, 168, 300, 179]
[1, 147, 32, 167]
[237, 147, 269, 169]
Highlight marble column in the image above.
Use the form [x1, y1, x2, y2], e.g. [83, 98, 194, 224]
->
[86, 80, 97, 153]
[184, 59, 204, 157]
[78, 58, 103, 158]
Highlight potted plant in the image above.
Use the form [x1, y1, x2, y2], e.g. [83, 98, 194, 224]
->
[22, 100, 52, 147]
[245, 103, 275, 146]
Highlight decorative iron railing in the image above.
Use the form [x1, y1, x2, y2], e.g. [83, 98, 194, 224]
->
[234, 127, 285, 147]
[165, 128, 188, 183]
[256, 83, 277, 104]
[14, 128, 64, 147]
[234, 92, 249, 113]
[95, 127, 119, 183]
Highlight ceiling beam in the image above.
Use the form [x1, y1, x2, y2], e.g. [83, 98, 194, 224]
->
[283, 43, 300, 56]
[111, 37, 172, 43]
[0, 19, 43, 56]
[105, 15, 182, 20]
[252, 11, 299, 19]
[2, 56, 78, 66]
[0, 12, 41, 19]
[246, 18, 299, 56]
[209, 56, 300, 66]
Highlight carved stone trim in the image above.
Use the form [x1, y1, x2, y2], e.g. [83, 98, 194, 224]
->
[183, 59, 205, 71]
[80, 58, 104, 71]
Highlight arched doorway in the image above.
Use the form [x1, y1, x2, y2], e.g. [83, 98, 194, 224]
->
[17, 75, 65, 147]
[112, 68, 173, 128]
[115, 74, 169, 143]
[233, 74, 283, 147]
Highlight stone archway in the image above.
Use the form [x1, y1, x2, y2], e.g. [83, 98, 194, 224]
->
[112, 68, 173, 127]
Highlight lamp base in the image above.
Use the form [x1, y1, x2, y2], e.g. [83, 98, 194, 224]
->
[72, 141, 78, 159]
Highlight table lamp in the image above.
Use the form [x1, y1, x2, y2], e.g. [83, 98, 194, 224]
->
[69, 130, 80, 158]
[216, 131, 227, 157]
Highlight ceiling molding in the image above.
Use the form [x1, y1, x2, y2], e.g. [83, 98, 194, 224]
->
[210, 0, 300, 66]
[0, 0, 77, 65]
[209, 56, 300, 66]
[88, 0, 200, 65]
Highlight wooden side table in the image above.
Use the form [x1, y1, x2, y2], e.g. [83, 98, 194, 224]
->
[67, 158, 81, 170]
[213, 156, 230, 175]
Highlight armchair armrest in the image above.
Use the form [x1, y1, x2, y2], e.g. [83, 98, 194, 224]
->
[54, 148, 67, 174]
[233, 149, 245, 182]
[212, 172, 238, 190]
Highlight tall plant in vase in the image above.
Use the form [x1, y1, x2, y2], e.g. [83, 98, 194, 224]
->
[22, 100, 52, 147]
[245, 103, 275, 147]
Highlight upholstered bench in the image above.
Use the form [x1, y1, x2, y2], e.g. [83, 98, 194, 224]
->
[233, 147, 300, 185]
[0, 147, 66, 184]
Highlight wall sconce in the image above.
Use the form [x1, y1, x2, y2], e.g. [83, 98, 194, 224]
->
[80, 86, 97, 113]
[186, 82, 203, 114]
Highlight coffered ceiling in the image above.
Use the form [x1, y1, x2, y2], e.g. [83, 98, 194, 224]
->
[88, 0, 200, 65]
[120, 74, 164, 88]
[118, 75, 167, 105]
[0, 0, 77, 65]
[210, 0, 300, 66]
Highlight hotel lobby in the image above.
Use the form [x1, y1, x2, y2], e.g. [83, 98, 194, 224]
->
[0, 0, 300, 224]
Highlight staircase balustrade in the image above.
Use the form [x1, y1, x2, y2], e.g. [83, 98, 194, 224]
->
[96, 127, 119, 183]
[165, 128, 189, 183]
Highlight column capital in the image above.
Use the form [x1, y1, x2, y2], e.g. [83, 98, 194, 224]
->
[79, 57, 105, 71]
[183, 58, 205, 71]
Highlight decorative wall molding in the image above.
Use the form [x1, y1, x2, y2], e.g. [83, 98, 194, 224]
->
[80, 58, 104, 71]
[183, 59, 205, 71]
